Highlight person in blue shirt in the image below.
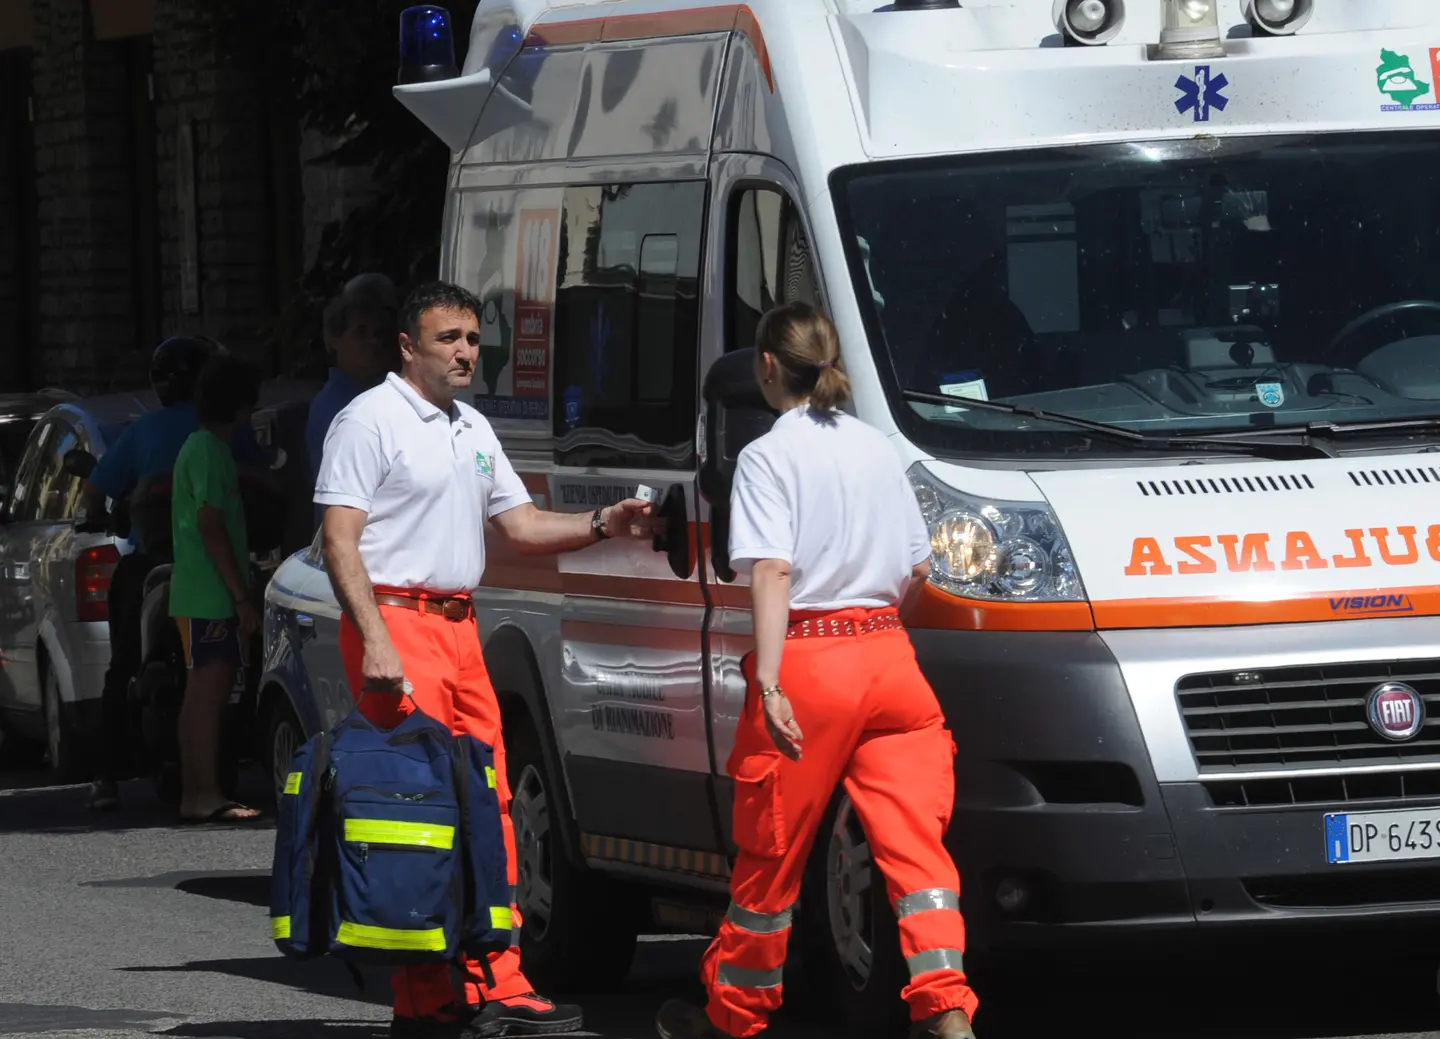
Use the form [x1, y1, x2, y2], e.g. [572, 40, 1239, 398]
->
[86, 336, 280, 811]
[305, 273, 397, 490]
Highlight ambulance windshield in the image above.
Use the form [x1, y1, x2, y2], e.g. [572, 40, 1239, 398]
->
[834, 131, 1440, 454]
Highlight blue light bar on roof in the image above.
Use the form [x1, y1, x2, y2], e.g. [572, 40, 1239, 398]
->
[398, 5, 459, 85]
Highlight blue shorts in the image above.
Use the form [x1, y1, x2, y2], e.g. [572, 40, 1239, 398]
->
[175, 617, 250, 671]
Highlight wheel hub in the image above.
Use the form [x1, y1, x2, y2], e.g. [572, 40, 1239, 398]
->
[272, 719, 297, 798]
[826, 796, 876, 991]
[511, 762, 554, 939]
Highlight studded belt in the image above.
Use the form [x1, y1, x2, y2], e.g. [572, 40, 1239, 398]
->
[786, 612, 906, 640]
[374, 593, 474, 622]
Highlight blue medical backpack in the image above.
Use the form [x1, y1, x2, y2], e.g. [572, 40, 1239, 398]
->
[269, 703, 512, 978]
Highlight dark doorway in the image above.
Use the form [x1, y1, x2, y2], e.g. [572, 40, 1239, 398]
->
[0, 48, 38, 390]
[121, 36, 160, 358]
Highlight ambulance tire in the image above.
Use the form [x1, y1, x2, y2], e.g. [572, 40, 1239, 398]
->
[507, 713, 640, 991]
[800, 791, 908, 1038]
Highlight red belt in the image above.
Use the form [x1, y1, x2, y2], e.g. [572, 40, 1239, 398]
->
[374, 592, 474, 622]
[785, 611, 905, 640]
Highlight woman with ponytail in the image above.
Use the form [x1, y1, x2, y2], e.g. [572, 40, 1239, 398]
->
[657, 303, 979, 1039]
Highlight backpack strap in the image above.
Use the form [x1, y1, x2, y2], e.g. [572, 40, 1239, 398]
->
[449, 735, 480, 930]
[304, 732, 336, 962]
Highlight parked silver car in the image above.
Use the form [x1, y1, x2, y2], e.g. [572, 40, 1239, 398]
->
[0, 392, 148, 780]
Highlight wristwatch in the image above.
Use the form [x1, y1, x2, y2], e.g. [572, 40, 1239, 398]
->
[591, 508, 609, 541]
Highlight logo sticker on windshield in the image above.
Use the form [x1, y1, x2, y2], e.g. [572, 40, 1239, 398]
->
[1376, 48, 1440, 111]
[1175, 65, 1229, 123]
[1255, 382, 1285, 408]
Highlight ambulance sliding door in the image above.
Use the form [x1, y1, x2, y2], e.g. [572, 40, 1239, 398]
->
[700, 155, 823, 847]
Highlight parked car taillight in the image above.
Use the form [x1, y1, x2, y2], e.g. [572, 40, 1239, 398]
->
[76, 544, 121, 623]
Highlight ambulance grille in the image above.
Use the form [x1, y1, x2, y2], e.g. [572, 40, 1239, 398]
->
[1205, 767, 1440, 808]
[1135, 474, 1314, 497]
[1176, 659, 1440, 773]
[1346, 467, 1440, 487]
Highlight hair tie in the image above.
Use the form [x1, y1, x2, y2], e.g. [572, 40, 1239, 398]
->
[816, 360, 834, 370]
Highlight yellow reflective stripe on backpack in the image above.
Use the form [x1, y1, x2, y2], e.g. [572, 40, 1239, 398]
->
[271, 916, 291, 940]
[485, 766, 496, 788]
[336, 921, 447, 952]
[283, 772, 302, 795]
[490, 906, 513, 930]
[343, 819, 456, 850]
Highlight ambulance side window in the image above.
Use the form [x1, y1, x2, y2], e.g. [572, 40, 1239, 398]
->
[551, 180, 706, 470]
[726, 187, 816, 352]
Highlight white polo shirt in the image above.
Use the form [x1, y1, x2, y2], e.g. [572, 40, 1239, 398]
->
[728, 404, 931, 611]
[314, 373, 531, 593]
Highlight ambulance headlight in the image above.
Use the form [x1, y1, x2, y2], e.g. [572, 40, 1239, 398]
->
[909, 463, 1085, 603]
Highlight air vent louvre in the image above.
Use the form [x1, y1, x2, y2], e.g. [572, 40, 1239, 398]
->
[1136, 474, 1315, 497]
[1347, 467, 1440, 488]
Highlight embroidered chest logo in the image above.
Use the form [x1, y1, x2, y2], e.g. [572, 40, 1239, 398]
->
[475, 450, 494, 477]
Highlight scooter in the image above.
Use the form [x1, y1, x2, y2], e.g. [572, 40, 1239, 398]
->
[125, 469, 287, 804]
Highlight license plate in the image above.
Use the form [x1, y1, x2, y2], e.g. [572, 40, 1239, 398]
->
[1325, 808, 1440, 864]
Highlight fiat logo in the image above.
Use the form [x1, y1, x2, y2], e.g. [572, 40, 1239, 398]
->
[1366, 682, 1426, 742]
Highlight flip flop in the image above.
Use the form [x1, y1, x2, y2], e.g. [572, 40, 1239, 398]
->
[179, 801, 264, 826]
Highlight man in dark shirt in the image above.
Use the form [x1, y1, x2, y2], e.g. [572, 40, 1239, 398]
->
[305, 274, 398, 490]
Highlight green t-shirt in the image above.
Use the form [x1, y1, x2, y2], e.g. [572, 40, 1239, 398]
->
[170, 429, 249, 620]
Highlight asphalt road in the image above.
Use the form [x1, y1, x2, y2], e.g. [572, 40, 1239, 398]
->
[2, 766, 1439, 1039]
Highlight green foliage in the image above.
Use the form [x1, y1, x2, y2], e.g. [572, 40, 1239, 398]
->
[197, 0, 476, 373]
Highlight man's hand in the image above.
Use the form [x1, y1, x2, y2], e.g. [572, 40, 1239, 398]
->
[361, 630, 407, 694]
[761, 690, 803, 761]
[236, 598, 262, 640]
[600, 499, 661, 540]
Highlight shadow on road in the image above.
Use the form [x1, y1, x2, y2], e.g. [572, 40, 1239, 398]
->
[119, 958, 391, 1008]
[160, 1020, 387, 1039]
[0, 770, 276, 835]
[84, 869, 271, 908]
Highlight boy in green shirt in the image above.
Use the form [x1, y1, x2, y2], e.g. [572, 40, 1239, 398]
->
[171, 355, 264, 824]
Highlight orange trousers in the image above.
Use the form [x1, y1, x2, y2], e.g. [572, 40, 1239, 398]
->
[702, 607, 978, 1037]
[340, 600, 531, 1017]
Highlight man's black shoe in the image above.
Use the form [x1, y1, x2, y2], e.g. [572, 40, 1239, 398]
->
[473, 993, 583, 1036]
[390, 1005, 500, 1039]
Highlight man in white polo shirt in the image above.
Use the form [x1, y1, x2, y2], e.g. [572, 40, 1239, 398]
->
[316, 281, 656, 1039]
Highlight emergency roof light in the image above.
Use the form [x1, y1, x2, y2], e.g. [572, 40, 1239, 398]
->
[398, 5, 460, 85]
[1053, 0, 1126, 45]
[1243, 0, 1313, 36]
[1157, 0, 1224, 60]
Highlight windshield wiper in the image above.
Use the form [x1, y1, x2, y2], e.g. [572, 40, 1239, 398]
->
[899, 389, 1332, 459]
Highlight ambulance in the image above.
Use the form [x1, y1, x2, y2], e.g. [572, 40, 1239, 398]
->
[382, 0, 1440, 1025]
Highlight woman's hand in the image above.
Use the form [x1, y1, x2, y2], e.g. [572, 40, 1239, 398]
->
[762, 689, 803, 761]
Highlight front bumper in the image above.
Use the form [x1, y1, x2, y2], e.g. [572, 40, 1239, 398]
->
[912, 629, 1440, 951]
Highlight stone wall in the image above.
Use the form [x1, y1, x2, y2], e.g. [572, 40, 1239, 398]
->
[4, 0, 368, 392]
[29, 0, 137, 392]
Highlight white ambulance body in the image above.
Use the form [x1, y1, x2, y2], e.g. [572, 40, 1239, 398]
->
[392, 0, 1440, 1024]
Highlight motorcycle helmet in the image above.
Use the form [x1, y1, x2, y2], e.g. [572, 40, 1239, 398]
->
[150, 336, 224, 407]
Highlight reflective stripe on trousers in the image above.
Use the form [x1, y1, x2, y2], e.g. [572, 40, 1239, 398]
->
[893, 888, 965, 977]
[714, 902, 791, 990]
[726, 901, 794, 936]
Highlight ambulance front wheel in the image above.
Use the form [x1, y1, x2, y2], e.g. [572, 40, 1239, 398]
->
[508, 714, 640, 990]
[801, 792, 908, 1038]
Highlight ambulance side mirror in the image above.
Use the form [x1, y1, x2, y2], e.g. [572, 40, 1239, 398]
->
[699, 349, 776, 583]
